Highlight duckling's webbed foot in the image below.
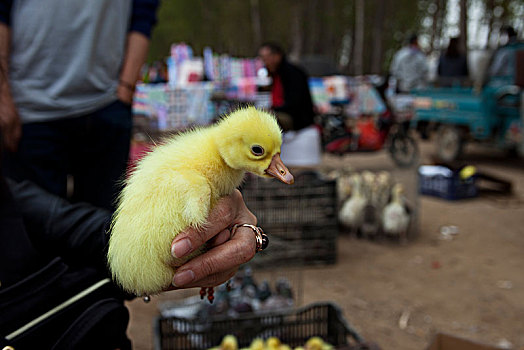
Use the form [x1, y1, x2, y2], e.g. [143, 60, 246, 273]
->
[207, 287, 214, 303]
[199, 287, 215, 303]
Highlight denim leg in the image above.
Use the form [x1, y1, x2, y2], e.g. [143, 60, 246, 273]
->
[71, 100, 132, 211]
[2, 120, 71, 198]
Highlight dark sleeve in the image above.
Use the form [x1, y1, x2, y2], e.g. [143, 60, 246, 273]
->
[276, 67, 312, 115]
[0, 0, 13, 25]
[8, 179, 112, 270]
[275, 64, 315, 129]
[130, 0, 160, 38]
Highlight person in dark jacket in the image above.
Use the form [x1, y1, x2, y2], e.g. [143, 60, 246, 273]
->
[0, 174, 260, 348]
[0, 175, 131, 349]
[258, 43, 315, 131]
[437, 37, 469, 85]
[0, 125, 261, 348]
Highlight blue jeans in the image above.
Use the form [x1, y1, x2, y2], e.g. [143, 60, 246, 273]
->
[3, 100, 132, 211]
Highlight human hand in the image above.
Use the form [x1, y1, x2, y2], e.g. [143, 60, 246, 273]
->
[169, 189, 258, 289]
[0, 89, 21, 152]
[116, 80, 135, 106]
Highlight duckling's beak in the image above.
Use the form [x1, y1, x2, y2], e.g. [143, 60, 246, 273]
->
[265, 153, 294, 184]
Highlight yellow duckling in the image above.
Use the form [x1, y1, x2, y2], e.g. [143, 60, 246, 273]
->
[305, 337, 324, 350]
[108, 107, 294, 295]
[209, 335, 238, 350]
[305, 337, 333, 350]
[248, 338, 264, 350]
[266, 337, 282, 350]
[221, 335, 239, 350]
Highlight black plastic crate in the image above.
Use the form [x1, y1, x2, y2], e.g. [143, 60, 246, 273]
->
[155, 303, 362, 350]
[240, 171, 339, 267]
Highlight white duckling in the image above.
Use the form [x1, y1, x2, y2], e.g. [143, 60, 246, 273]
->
[339, 174, 367, 233]
[375, 171, 392, 209]
[382, 183, 410, 240]
[337, 175, 353, 205]
[360, 170, 376, 201]
[360, 181, 380, 237]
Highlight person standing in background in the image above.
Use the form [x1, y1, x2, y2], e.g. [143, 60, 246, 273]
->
[390, 34, 429, 93]
[0, 0, 159, 210]
[258, 42, 315, 132]
[489, 26, 520, 78]
[437, 37, 469, 86]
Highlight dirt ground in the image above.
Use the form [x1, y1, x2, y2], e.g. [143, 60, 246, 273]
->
[126, 139, 524, 350]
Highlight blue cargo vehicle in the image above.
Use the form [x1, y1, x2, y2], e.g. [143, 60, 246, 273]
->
[411, 42, 524, 161]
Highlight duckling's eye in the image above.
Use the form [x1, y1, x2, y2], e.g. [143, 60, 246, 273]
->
[250, 145, 265, 156]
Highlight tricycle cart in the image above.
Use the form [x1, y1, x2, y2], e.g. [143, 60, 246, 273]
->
[412, 41, 524, 161]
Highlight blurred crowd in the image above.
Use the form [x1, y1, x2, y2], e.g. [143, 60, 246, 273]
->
[390, 26, 519, 92]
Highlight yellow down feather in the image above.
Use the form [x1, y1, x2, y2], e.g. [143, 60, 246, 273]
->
[108, 107, 283, 295]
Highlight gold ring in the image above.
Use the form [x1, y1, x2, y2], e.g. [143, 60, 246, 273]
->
[230, 224, 269, 253]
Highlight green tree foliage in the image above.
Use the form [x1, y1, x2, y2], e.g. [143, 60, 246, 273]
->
[148, 0, 523, 74]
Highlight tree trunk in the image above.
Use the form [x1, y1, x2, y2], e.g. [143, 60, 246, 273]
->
[459, 0, 468, 58]
[321, 0, 336, 59]
[498, 0, 511, 46]
[371, 0, 386, 73]
[354, 0, 364, 75]
[289, 0, 304, 62]
[305, 0, 320, 55]
[485, 0, 494, 49]
[437, 0, 448, 50]
[429, 0, 441, 53]
[250, 0, 262, 50]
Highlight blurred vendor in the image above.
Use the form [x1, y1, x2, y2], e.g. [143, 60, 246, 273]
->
[258, 43, 315, 131]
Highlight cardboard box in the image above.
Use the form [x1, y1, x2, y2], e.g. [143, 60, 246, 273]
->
[427, 333, 501, 350]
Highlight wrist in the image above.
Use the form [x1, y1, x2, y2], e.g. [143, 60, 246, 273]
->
[118, 79, 136, 93]
[0, 88, 15, 106]
[117, 84, 134, 105]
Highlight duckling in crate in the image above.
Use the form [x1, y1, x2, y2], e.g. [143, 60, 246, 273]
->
[375, 171, 393, 209]
[360, 170, 376, 200]
[336, 174, 353, 206]
[208, 335, 238, 350]
[360, 181, 380, 238]
[359, 171, 391, 238]
[338, 174, 367, 234]
[382, 183, 410, 242]
[323, 166, 354, 207]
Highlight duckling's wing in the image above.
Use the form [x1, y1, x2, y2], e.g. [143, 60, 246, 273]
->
[175, 170, 212, 228]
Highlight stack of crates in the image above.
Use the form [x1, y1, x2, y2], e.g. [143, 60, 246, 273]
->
[155, 303, 362, 350]
[154, 173, 364, 350]
[241, 171, 339, 268]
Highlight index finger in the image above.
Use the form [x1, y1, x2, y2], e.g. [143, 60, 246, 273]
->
[172, 225, 258, 288]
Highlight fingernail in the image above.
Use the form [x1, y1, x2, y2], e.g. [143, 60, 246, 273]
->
[172, 270, 195, 287]
[171, 238, 192, 258]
